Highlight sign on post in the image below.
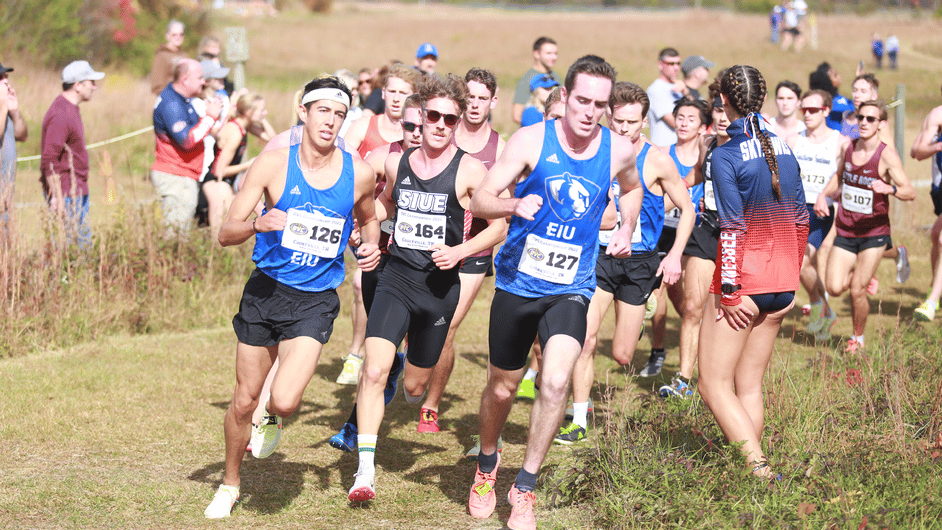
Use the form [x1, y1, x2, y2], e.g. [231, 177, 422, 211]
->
[225, 27, 248, 92]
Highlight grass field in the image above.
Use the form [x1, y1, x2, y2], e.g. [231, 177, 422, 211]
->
[1, 1, 942, 528]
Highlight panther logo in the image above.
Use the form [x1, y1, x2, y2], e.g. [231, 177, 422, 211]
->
[545, 172, 601, 222]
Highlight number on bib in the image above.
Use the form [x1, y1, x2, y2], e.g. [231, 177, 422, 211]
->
[518, 234, 582, 285]
[281, 208, 346, 258]
[395, 209, 446, 250]
[841, 185, 873, 215]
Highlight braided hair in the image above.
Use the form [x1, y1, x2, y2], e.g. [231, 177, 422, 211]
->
[720, 65, 780, 199]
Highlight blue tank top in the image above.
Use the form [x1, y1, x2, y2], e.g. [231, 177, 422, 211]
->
[665, 144, 703, 227]
[251, 143, 355, 292]
[495, 120, 611, 299]
[632, 143, 666, 253]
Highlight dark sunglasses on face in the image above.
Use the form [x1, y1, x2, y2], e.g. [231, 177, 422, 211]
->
[425, 109, 459, 127]
[800, 106, 825, 114]
[402, 121, 422, 133]
[856, 114, 879, 123]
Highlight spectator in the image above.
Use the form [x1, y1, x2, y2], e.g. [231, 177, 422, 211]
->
[193, 59, 233, 227]
[886, 35, 899, 70]
[0, 61, 28, 219]
[780, 0, 807, 52]
[808, 62, 853, 131]
[361, 63, 392, 118]
[332, 69, 363, 138]
[199, 35, 234, 96]
[415, 43, 438, 75]
[681, 55, 715, 101]
[512, 37, 561, 125]
[521, 74, 558, 127]
[149, 19, 186, 96]
[151, 59, 222, 233]
[40, 61, 105, 248]
[871, 33, 884, 70]
[357, 68, 373, 101]
[646, 47, 684, 146]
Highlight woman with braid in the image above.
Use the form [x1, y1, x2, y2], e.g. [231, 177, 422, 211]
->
[697, 66, 808, 477]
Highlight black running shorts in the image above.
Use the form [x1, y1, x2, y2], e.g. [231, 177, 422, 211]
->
[595, 249, 662, 305]
[833, 234, 892, 254]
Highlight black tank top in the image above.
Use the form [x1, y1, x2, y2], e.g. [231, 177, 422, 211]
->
[390, 147, 468, 272]
[207, 120, 247, 184]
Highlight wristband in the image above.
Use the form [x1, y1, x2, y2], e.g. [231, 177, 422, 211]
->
[891, 185, 897, 196]
[252, 218, 258, 233]
[721, 283, 741, 295]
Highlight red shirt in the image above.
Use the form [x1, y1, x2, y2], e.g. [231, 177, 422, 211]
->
[40, 94, 89, 197]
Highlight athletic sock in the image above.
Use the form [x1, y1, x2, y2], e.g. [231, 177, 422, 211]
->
[523, 368, 538, 381]
[853, 335, 865, 346]
[346, 404, 358, 428]
[651, 348, 665, 359]
[572, 402, 589, 429]
[478, 450, 499, 474]
[404, 387, 426, 404]
[357, 434, 377, 471]
[514, 468, 538, 493]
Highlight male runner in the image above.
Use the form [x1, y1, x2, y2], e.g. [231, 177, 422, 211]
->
[786, 88, 848, 340]
[814, 101, 914, 353]
[768, 80, 806, 139]
[909, 86, 942, 321]
[644, 98, 708, 381]
[467, 56, 641, 530]
[344, 63, 422, 158]
[558, 82, 693, 444]
[203, 77, 381, 519]
[418, 68, 506, 432]
[340, 74, 507, 502]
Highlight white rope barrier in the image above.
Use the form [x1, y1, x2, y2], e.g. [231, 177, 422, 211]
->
[15, 125, 154, 163]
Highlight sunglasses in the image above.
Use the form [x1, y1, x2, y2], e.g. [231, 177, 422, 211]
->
[358, 79, 371, 86]
[424, 109, 459, 127]
[855, 114, 880, 123]
[663, 61, 681, 66]
[800, 106, 826, 114]
[402, 121, 422, 133]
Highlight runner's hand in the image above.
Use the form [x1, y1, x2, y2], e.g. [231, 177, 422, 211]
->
[356, 242, 380, 272]
[717, 302, 754, 331]
[254, 208, 286, 233]
[430, 244, 464, 270]
[513, 194, 543, 221]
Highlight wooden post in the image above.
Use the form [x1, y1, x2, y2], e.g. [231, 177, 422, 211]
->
[224, 27, 249, 93]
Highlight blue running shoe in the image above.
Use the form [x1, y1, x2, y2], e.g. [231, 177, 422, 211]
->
[384, 351, 405, 405]
[329, 422, 357, 452]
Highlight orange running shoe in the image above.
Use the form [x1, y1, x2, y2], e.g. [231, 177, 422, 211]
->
[468, 454, 500, 519]
[507, 484, 537, 530]
[417, 407, 440, 433]
[867, 277, 879, 296]
[844, 338, 862, 354]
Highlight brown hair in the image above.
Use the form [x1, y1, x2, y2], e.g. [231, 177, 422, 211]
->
[858, 100, 888, 122]
[609, 81, 650, 118]
[721, 65, 781, 199]
[419, 73, 470, 115]
[801, 89, 832, 110]
[386, 63, 422, 92]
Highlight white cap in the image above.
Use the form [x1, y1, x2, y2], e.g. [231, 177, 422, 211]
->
[62, 61, 105, 84]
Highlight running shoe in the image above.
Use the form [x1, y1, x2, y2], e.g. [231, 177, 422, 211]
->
[564, 398, 594, 420]
[639, 350, 666, 377]
[805, 301, 824, 333]
[814, 308, 837, 341]
[329, 422, 357, 453]
[468, 453, 500, 519]
[251, 400, 282, 459]
[553, 422, 587, 445]
[384, 351, 405, 405]
[465, 435, 503, 458]
[348, 471, 375, 502]
[645, 295, 657, 320]
[801, 304, 812, 316]
[516, 378, 537, 400]
[896, 246, 911, 283]
[204, 484, 240, 519]
[658, 373, 693, 398]
[417, 407, 439, 433]
[844, 338, 862, 354]
[336, 354, 363, 385]
[914, 300, 938, 322]
[867, 277, 879, 296]
[507, 484, 537, 530]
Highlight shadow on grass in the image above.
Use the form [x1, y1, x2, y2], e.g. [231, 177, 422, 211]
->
[188, 453, 333, 515]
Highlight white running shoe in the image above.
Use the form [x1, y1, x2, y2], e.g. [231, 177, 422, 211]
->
[348, 470, 375, 502]
[805, 301, 825, 333]
[814, 308, 837, 341]
[336, 354, 363, 385]
[251, 398, 282, 459]
[204, 484, 240, 519]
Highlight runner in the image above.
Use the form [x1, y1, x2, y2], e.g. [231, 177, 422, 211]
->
[344, 63, 422, 158]
[203, 77, 381, 519]
[467, 55, 642, 530]
[909, 87, 942, 321]
[698, 65, 808, 478]
[814, 100, 914, 352]
[786, 88, 849, 340]
[418, 68, 506, 433]
[767, 80, 806, 139]
[338, 74, 507, 503]
[558, 81, 693, 445]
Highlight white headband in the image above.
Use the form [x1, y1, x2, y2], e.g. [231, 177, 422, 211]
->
[301, 88, 351, 109]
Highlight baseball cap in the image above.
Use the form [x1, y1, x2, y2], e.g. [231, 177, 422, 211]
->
[62, 61, 105, 84]
[416, 42, 438, 59]
[199, 59, 230, 80]
[529, 74, 558, 93]
[0, 62, 13, 76]
[681, 55, 716, 76]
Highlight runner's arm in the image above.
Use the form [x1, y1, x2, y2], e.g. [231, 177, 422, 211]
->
[219, 151, 283, 246]
[909, 107, 942, 160]
[656, 153, 694, 285]
[470, 127, 540, 220]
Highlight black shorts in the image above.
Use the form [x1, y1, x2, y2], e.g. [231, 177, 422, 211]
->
[595, 248, 662, 305]
[488, 289, 590, 371]
[683, 222, 720, 262]
[748, 291, 795, 313]
[459, 254, 494, 276]
[932, 184, 942, 216]
[833, 234, 892, 254]
[361, 253, 391, 315]
[657, 226, 676, 257]
[232, 268, 340, 347]
[366, 257, 460, 368]
[785, 27, 800, 36]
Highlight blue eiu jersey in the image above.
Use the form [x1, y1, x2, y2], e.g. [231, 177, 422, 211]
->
[632, 143, 665, 253]
[666, 144, 703, 226]
[252, 143, 355, 292]
[495, 120, 612, 299]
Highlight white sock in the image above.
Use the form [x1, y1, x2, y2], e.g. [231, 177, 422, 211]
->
[524, 369, 538, 381]
[357, 434, 377, 472]
[853, 335, 865, 345]
[572, 402, 589, 429]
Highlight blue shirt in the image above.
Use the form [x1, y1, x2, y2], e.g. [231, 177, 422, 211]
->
[252, 143, 355, 292]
